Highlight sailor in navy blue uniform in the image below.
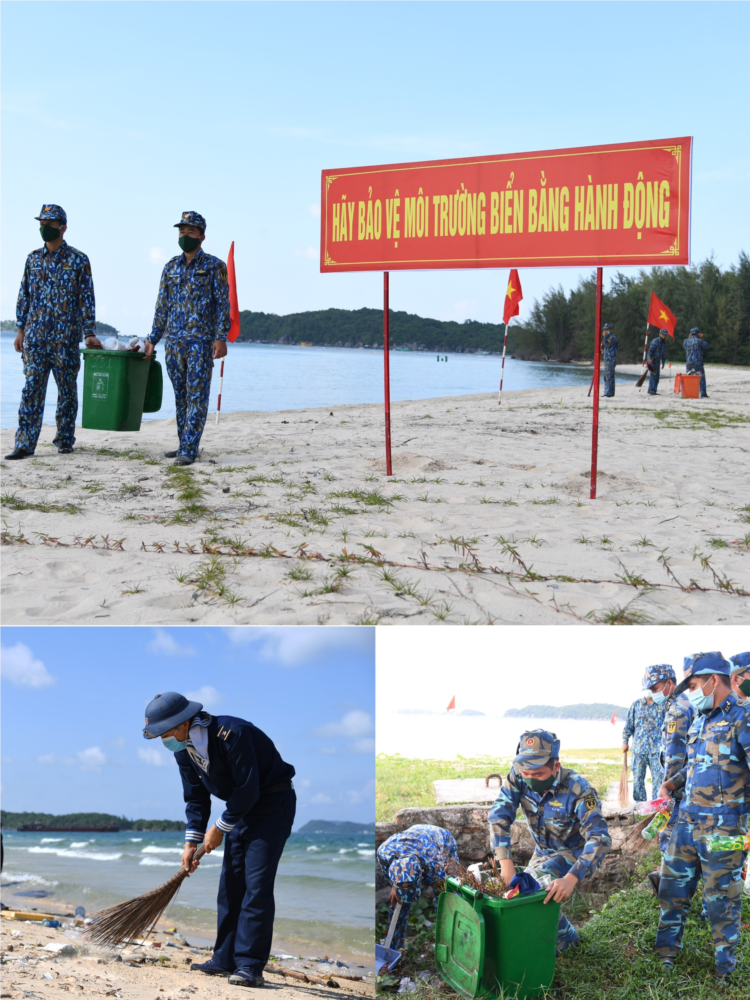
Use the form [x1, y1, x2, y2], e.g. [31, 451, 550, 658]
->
[143, 691, 295, 988]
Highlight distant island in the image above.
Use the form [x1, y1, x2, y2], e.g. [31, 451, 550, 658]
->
[2, 320, 118, 335]
[505, 704, 627, 721]
[296, 819, 375, 834]
[1, 811, 185, 832]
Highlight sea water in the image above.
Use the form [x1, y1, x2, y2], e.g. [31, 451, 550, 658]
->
[0, 827, 375, 959]
[0, 334, 638, 430]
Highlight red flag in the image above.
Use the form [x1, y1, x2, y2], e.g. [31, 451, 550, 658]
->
[227, 241, 241, 343]
[610, 709, 617, 725]
[647, 292, 677, 338]
[503, 269, 523, 325]
[447, 695, 456, 712]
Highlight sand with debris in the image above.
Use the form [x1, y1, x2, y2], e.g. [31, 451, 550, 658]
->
[0, 909, 374, 1000]
[1, 365, 748, 626]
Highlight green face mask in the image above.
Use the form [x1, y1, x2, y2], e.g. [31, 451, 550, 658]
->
[529, 773, 556, 794]
[40, 224, 61, 243]
[739, 678, 750, 698]
[179, 235, 202, 253]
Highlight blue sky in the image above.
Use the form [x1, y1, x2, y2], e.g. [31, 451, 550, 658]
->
[2, 1, 747, 338]
[0, 627, 375, 828]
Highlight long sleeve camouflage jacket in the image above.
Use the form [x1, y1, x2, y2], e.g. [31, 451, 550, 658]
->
[622, 697, 668, 756]
[149, 247, 231, 345]
[16, 241, 95, 342]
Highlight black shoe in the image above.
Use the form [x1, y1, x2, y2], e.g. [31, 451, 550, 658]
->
[173, 455, 195, 466]
[190, 959, 232, 976]
[647, 391, 658, 395]
[229, 970, 265, 988]
[58, 446, 73, 454]
[4, 448, 33, 460]
[647, 871, 661, 897]
[164, 450, 179, 458]
[701, 394, 709, 398]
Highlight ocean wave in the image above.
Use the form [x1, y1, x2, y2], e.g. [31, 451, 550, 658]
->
[69, 841, 90, 849]
[141, 846, 183, 855]
[27, 847, 122, 861]
[130, 838, 143, 842]
[139, 858, 178, 867]
[1, 871, 59, 887]
[357, 843, 371, 848]
[357, 849, 375, 857]
[306, 846, 321, 852]
[365, 883, 376, 888]
[40, 838, 65, 844]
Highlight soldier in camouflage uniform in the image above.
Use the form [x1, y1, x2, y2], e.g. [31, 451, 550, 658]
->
[622, 685, 668, 802]
[6, 205, 99, 461]
[729, 652, 750, 704]
[488, 729, 611, 954]
[145, 212, 230, 466]
[376, 824, 459, 953]
[601, 322, 618, 397]
[656, 652, 750, 981]
[646, 329, 669, 394]
[683, 327, 709, 397]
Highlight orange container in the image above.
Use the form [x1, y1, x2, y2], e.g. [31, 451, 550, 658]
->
[679, 374, 701, 398]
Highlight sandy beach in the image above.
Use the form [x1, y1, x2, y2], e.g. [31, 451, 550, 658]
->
[2, 365, 748, 626]
[0, 907, 374, 1000]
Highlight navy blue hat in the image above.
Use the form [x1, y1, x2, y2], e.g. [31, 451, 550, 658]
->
[675, 652, 731, 696]
[690, 327, 700, 334]
[143, 691, 203, 739]
[513, 729, 560, 770]
[602, 323, 613, 331]
[730, 652, 750, 677]
[35, 204, 67, 224]
[659, 328, 669, 334]
[174, 210, 206, 231]
[643, 664, 675, 689]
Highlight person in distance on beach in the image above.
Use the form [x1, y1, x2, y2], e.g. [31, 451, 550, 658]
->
[656, 652, 750, 981]
[601, 322, 618, 397]
[144, 211, 230, 466]
[488, 729, 611, 954]
[6, 204, 100, 461]
[622, 679, 667, 803]
[646, 329, 669, 395]
[143, 691, 296, 988]
[684, 327, 709, 398]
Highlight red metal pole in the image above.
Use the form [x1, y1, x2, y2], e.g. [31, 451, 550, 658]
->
[590, 267, 603, 499]
[497, 319, 510, 404]
[383, 272, 392, 476]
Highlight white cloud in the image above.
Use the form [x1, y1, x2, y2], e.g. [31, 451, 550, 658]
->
[77, 747, 107, 771]
[138, 745, 172, 768]
[185, 685, 222, 709]
[310, 793, 333, 805]
[149, 246, 167, 264]
[293, 246, 318, 260]
[224, 627, 373, 667]
[308, 203, 321, 219]
[1, 642, 56, 688]
[37, 754, 56, 765]
[351, 738, 376, 755]
[314, 710, 373, 739]
[146, 629, 195, 657]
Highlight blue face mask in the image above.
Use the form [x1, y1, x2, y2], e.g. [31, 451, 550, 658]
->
[687, 678, 715, 712]
[651, 689, 667, 705]
[161, 735, 187, 752]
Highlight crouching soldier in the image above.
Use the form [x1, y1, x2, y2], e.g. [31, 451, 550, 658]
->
[376, 824, 459, 953]
[143, 691, 296, 988]
[488, 729, 611, 954]
[656, 652, 750, 982]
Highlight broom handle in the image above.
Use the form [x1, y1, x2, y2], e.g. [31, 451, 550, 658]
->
[183, 843, 208, 871]
[384, 902, 402, 950]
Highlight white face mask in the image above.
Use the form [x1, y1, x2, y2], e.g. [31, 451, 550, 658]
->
[688, 677, 716, 712]
[651, 689, 667, 705]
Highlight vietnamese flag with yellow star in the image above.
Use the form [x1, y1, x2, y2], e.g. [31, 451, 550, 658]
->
[503, 269, 523, 325]
[647, 292, 677, 338]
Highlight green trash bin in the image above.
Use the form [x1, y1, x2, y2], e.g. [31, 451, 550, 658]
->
[81, 349, 152, 431]
[435, 876, 560, 999]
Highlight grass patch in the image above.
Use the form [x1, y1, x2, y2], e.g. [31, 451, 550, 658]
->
[0, 492, 81, 515]
[160, 467, 210, 523]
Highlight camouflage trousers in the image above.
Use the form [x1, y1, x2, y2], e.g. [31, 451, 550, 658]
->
[656, 816, 746, 976]
[15, 337, 80, 453]
[688, 363, 707, 397]
[631, 749, 663, 802]
[526, 851, 580, 953]
[647, 367, 662, 393]
[164, 339, 214, 461]
[602, 362, 616, 397]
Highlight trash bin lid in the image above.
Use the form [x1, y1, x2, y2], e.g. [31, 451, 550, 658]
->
[435, 888, 485, 999]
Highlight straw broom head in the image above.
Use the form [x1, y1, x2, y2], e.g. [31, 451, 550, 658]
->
[624, 815, 658, 853]
[87, 844, 206, 947]
[618, 750, 629, 809]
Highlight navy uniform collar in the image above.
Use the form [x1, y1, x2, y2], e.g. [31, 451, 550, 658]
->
[700, 692, 738, 720]
[42, 240, 68, 259]
[181, 246, 205, 268]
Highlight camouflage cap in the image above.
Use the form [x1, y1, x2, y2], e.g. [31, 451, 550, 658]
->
[642, 664, 676, 689]
[675, 651, 731, 695]
[513, 729, 560, 771]
[659, 328, 669, 334]
[602, 322, 614, 330]
[35, 204, 67, 224]
[174, 211, 207, 231]
[729, 652, 750, 676]
[690, 327, 701, 334]
[387, 856, 423, 903]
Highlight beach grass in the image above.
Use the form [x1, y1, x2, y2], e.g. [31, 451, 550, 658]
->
[376, 752, 624, 823]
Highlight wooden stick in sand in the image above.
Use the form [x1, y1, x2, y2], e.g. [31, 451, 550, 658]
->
[619, 749, 629, 809]
[87, 844, 206, 946]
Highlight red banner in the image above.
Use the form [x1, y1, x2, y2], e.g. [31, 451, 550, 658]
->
[320, 137, 691, 272]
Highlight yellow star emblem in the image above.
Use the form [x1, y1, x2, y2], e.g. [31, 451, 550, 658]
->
[659, 310, 669, 323]
[506, 283, 515, 298]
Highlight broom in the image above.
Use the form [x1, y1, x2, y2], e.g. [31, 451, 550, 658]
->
[88, 844, 206, 946]
[618, 749, 629, 809]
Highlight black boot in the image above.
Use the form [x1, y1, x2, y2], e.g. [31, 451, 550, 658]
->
[647, 871, 661, 897]
[164, 450, 179, 458]
[4, 448, 33, 460]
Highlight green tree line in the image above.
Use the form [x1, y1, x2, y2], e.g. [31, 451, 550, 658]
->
[514, 253, 750, 365]
[0, 811, 185, 831]
[504, 703, 627, 721]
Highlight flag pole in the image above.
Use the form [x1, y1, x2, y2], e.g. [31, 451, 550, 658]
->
[639, 318, 650, 392]
[215, 358, 225, 425]
[590, 267, 603, 500]
[383, 271, 392, 477]
[497, 318, 510, 404]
